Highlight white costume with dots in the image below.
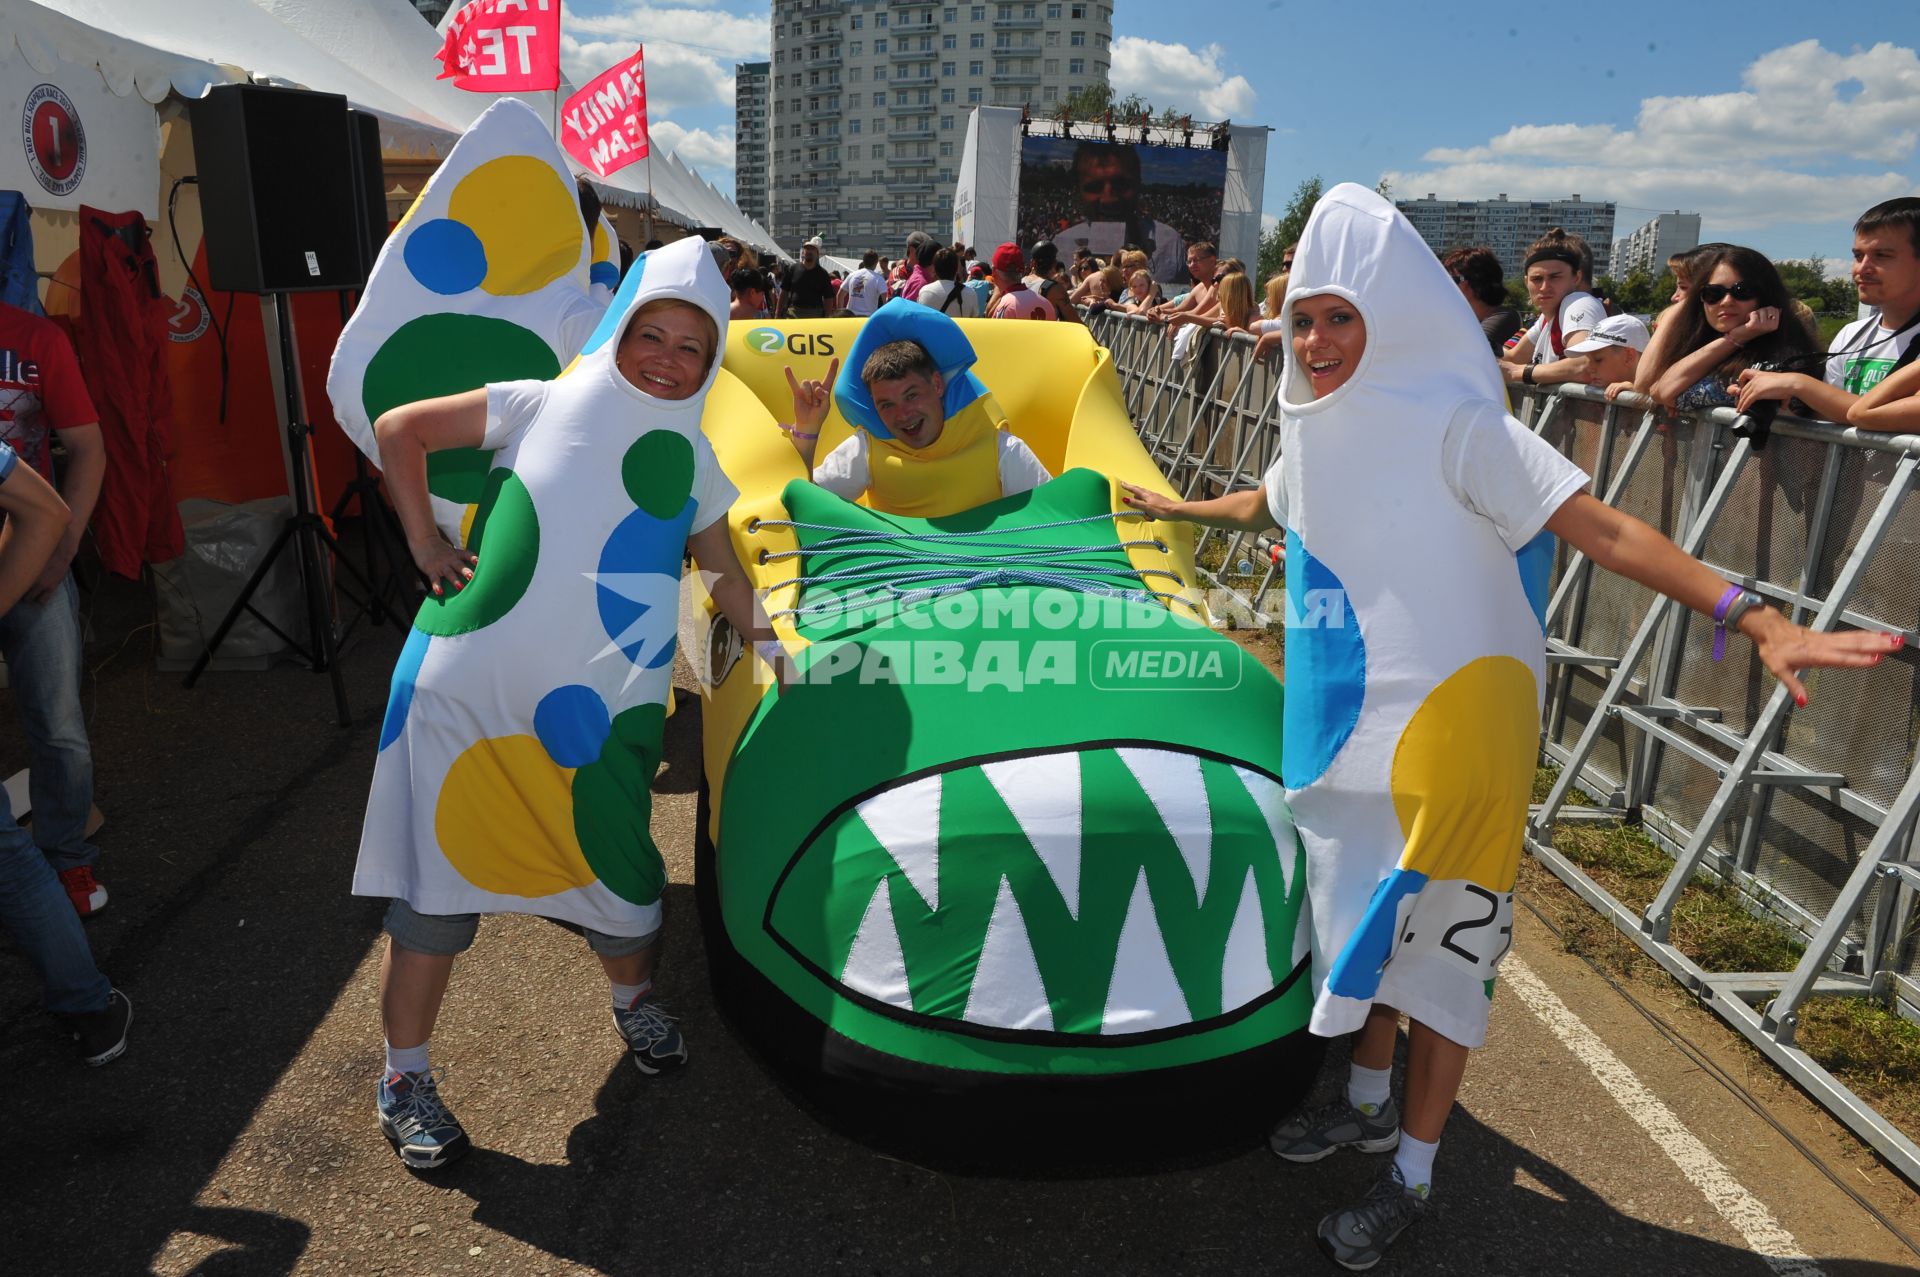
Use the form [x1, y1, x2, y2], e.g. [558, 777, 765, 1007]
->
[350, 236, 736, 936]
[1266, 185, 1586, 1048]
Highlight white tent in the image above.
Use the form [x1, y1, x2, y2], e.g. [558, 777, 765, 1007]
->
[35, 0, 463, 159]
[23, 0, 779, 256]
[4, 1, 223, 104]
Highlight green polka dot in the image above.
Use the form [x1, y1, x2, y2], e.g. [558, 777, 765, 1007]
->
[414, 468, 539, 637]
[426, 448, 493, 506]
[621, 430, 696, 519]
[361, 313, 561, 505]
[571, 703, 668, 905]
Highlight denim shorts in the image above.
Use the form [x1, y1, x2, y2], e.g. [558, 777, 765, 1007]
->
[383, 898, 659, 959]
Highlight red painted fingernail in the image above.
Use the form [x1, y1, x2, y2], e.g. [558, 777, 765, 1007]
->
[1795, 693, 1807, 707]
[1893, 634, 1905, 649]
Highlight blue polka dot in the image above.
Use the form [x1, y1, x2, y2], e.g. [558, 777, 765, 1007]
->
[380, 627, 432, 751]
[1324, 868, 1428, 1000]
[1281, 529, 1366, 789]
[404, 218, 488, 295]
[594, 503, 696, 670]
[580, 250, 649, 356]
[534, 684, 613, 768]
[1515, 530, 1555, 631]
[590, 260, 620, 290]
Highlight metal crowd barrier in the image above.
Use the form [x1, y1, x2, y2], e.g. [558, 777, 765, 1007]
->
[1086, 308, 1920, 1185]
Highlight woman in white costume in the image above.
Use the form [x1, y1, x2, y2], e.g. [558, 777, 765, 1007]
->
[354, 237, 789, 1171]
[1122, 184, 1898, 1269]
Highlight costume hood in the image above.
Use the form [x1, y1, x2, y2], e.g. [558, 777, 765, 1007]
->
[1278, 183, 1499, 423]
[571, 234, 732, 406]
[832, 298, 990, 440]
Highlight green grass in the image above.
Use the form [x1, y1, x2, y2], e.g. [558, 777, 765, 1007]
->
[1529, 764, 1920, 1144]
[1533, 766, 1805, 971]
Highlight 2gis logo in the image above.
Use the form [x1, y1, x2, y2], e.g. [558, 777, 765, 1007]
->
[745, 328, 836, 357]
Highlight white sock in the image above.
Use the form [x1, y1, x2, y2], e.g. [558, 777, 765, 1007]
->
[1347, 1062, 1393, 1115]
[1394, 1133, 1438, 1199]
[610, 979, 653, 1011]
[385, 1040, 430, 1078]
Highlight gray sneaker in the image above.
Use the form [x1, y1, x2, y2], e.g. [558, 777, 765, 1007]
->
[1269, 1094, 1400, 1163]
[1316, 1163, 1430, 1271]
[613, 994, 688, 1075]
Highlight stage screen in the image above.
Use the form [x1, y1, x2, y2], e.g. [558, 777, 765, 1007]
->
[1016, 136, 1228, 284]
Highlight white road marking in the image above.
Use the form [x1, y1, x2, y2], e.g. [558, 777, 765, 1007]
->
[1503, 955, 1825, 1277]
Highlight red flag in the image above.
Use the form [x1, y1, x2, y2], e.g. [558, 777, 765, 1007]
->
[559, 47, 650, 177]
[435, 0, 561, 93]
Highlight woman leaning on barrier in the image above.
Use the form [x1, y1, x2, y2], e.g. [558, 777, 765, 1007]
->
[1647, 245, 1816, 411]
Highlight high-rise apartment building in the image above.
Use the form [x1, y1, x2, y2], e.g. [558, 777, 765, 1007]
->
[767, 0, 1113, 252]
[1611, 212, 1702, 280]
[735, 61, 773, 228]
[1396, 193, 1618, 280]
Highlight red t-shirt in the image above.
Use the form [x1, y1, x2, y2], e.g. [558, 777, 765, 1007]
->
[0, 304, 98, 481]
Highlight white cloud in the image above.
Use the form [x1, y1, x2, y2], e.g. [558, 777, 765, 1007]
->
[1386, 40, 1920, 234]
[559, 5, 767, 117]
[652, 120, 737, 171]
[567, 5, 769, 60]
[562, 35, 741, 115]
[1110, 38, 1255, 121]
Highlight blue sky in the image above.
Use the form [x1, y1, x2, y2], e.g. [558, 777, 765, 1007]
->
[560, 0, 1920, 268]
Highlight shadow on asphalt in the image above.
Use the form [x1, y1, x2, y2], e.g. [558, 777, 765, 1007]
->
[0, 560, 402, 1274]
[3, 559, 1914, 1275]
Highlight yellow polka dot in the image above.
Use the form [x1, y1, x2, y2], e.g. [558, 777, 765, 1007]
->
[446, 156, 582, 297]
[435, 735, 597, 897]
[592, 219, 610, 265]
[1390, 656, 1538, 894]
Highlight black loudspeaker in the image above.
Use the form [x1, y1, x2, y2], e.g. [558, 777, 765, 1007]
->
[346, 109, 389, 281]
[188, 84, 362, 293]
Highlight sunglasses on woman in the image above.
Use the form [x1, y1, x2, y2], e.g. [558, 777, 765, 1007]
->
[1697, 281, 1759, 304]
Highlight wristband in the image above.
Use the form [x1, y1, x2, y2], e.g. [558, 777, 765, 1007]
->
[776, 423, 819, 440]
[1522, 364, 1535, 385]
[1710, 584, 1748, 662]
[1722, 590, 1763, 635]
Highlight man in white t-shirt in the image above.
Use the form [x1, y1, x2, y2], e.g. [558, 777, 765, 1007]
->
[1499, 242, 1607, 388]
[777, 302, 1051, 515]
[1733, 197, 1920, 425]
[838, 250, 888, 317]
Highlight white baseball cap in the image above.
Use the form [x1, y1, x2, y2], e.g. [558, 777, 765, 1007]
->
[804, 235, 826, 249]
[1567, 313, 1651, 354]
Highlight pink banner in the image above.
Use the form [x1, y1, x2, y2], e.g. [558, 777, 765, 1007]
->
[436, 0, 561, 93]
[559, 48, 651, 177]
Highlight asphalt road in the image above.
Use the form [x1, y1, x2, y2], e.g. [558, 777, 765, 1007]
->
[3, 570, 1918, 1276]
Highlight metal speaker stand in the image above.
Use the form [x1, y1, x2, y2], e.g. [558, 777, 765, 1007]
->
[327, 450, 416, 636]
[326, 289, 417, 638]
[182, 291, 371, 725]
